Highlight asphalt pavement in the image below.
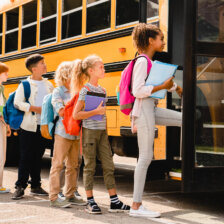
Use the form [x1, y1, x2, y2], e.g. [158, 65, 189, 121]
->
[0, 156, 224, 224]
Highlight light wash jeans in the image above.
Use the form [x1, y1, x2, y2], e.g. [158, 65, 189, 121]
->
[0, 121, 7, 188]
[133, 98, 182, 202]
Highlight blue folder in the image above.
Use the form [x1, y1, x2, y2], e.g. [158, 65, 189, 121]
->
[84, 92, 106, 121]
[145, 60, 178, 99]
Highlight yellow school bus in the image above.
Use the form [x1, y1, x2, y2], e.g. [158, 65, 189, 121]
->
[1, 0, 170, 165]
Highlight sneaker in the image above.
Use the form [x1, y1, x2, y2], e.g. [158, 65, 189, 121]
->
[30, 187, 48, 196]
[129, 205, 161, 218]
[50, 197, 71, 208]
[0, 187, 10, 194]
[67, 196, 87, 206]
[11, 187, 24, 200]
[58, 192, 65, 200]
[74, 191, 82, 200]
[85, 203, 102, 214]
[109, 201, 130, 213]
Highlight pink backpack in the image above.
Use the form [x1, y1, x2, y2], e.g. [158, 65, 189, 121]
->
[117, 54, 152, 115]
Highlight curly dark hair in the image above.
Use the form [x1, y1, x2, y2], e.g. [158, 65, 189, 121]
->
[132, 23, 162, 52]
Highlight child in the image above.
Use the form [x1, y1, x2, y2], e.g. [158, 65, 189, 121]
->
[12, 54, 53, 200]
[49, 61, 86, 207]
[72, 55, 130, 214]
[0, 62, 11, 194]
[129, 23, 182, 218]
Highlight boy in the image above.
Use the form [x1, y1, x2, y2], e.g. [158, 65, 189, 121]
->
[12, 54, 54, 200]
[0, 62, 11, 194]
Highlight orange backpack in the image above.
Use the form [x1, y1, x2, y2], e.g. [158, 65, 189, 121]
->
[62, 93, 81, 136]
[62, 86, 90, 136]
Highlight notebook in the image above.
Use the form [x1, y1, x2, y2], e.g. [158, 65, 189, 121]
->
[84, 91, 106, 121]
[145, 60, 178, 99]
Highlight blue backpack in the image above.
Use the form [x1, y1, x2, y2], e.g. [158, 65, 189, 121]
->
[40, 87, 63, 140]
[3, 80, 31, 130]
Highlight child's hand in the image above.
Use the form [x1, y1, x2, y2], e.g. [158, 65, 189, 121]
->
[7, 125, 11, 137]
[96, 101, 106, 115]
[176, 86, 183, 97]
[163, 77, 174, 89]
[59, 108, 65, 117]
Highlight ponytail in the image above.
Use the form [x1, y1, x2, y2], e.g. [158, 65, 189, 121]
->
[70, 55, 102, 96]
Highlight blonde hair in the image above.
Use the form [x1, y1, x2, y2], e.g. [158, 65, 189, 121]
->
[70, 55, 102, 96]
[54, 61, 74, 87]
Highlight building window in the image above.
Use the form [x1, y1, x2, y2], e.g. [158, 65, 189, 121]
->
[116, 0, 139, 26]
[61, 0, 82, 40]
[22, 0, 37, 49]
[5, 8, 19, 53]
[40, 0, 57, 45]
[0, 14, 2, 54]
[86, 0, 111, 34]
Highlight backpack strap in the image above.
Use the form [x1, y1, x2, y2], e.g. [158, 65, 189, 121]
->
[84, 85, 91, 92]
[136, 54, 151, 75]
[21, 80, 31, 103]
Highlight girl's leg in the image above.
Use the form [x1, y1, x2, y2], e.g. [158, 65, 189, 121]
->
[97, 130, 116, 191]
[0, 122, 6, 188]
[59, 164, 65, 193]
[132, 99, 155, 208]
[49, 135, 71, 201]
[155, 107, 182, 127]
[82, 128, 97, 193]
[64, 139, 79, 198]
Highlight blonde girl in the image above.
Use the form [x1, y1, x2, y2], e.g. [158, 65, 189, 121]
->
[49, 61, 86, 208]
[129, 23, 182, 218]
[72, 55, 130, 214]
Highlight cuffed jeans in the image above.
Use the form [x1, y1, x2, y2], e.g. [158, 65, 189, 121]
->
[0, 122, 7, 188]
[49, 135, 79, 201]
[133, 98, 182, 202]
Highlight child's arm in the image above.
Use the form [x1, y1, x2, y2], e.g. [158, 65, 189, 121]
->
[151, 77, 174, 94]
[73, 100, 105, 120]
[51, 88, 64, 117]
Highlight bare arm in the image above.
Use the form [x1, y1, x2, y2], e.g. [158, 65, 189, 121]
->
[29, 105, 41, 114]
[73, 100, 105, 120]
[151, 77, 174, 94]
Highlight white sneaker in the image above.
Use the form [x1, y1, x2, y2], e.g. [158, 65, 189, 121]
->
[129, 205, 161, 218]
[58, 192, 65, 200]
[74, 191, 82, 200]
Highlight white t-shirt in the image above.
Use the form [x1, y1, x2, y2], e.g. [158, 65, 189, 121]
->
[32, 80, 48, 125]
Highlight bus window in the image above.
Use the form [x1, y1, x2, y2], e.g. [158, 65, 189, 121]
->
[147, 0, 159, 19]
[61, 0, 82, 40]
[197, 0, 224, 43]
[86, 0, 111, 34]
[0, 14, 2, 55]
[22, 0, 37, 50]
[116, 0, 139, 27]
[5, 8, 19, 53]
[40, 0, 57, 45]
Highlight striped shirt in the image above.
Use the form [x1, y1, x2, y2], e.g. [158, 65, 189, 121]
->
[78, 82, 106, 130]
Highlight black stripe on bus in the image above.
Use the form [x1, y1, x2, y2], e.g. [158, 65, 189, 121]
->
[3, 60, 129, 85]
[0, 28, 133, 62]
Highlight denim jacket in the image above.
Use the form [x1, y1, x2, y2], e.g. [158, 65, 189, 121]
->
[51, 86, 79, 140]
